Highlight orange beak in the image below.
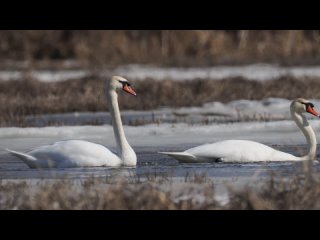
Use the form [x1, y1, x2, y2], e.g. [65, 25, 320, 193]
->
[123, 84, 137, 96]
[307, 105, 320, 117]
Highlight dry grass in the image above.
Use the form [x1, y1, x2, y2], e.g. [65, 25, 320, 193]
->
[0, 179, 217, 210]
[1, 75, 320, 127]
[1, 30, 320, 67]
[227, 175, 320, 210]
[1, 173, 320, 209]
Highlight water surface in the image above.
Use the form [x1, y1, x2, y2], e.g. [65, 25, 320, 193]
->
[1, 144, 317, 180]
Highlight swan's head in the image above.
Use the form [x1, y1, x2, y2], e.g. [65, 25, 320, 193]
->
[291, 98, 320, 117]
[109, 76, 137, 96]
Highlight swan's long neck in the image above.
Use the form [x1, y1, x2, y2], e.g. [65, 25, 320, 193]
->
[291, 109, 317, 160]
[107, 88, 136, 166]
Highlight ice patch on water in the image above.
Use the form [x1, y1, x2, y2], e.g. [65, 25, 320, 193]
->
[1, 119, 320, 154]
[2, 64, 320, 82]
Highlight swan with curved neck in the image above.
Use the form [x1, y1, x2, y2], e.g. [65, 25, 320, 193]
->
[160, 98, 320, 162]
[7, 76, 137, 168]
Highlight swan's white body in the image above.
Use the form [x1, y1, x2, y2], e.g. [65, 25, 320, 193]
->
[7, 76, 137, 168]
[8, 140, 123, 168]
[162, 140, 299, 163]
[160, 98, 319, 163]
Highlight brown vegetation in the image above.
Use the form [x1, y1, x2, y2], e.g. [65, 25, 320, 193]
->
[1, 76, 320, 126]
[1, 173, 319, 209]
[1, 30, 320, 67]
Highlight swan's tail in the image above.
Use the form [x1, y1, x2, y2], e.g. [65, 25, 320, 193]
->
[158, 151, 197, 163]
[6, 149, 38, 168]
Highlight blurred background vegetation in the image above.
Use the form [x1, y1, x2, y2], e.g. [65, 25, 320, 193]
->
[1, 30, 320, 68]
[2, 30, 320, 126]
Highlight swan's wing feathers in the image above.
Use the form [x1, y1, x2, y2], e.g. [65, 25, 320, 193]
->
[6, 149, 37, 161]
[158, 151, 198, 163]
[6, 149, 39, 168]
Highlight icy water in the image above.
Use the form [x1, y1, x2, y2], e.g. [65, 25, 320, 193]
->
[7, 97, 318, 194]
[3, 64, 320, 82]
[0, 144, 318, 180]
[2, 97, 320, 181]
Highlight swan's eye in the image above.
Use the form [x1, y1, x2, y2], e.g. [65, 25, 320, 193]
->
[119, 80, 131, 87]
[305, 103, 314, 109]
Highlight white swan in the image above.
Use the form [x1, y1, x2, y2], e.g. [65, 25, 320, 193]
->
[7, 76, 137, 168]
[160, 98, 320, 163]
